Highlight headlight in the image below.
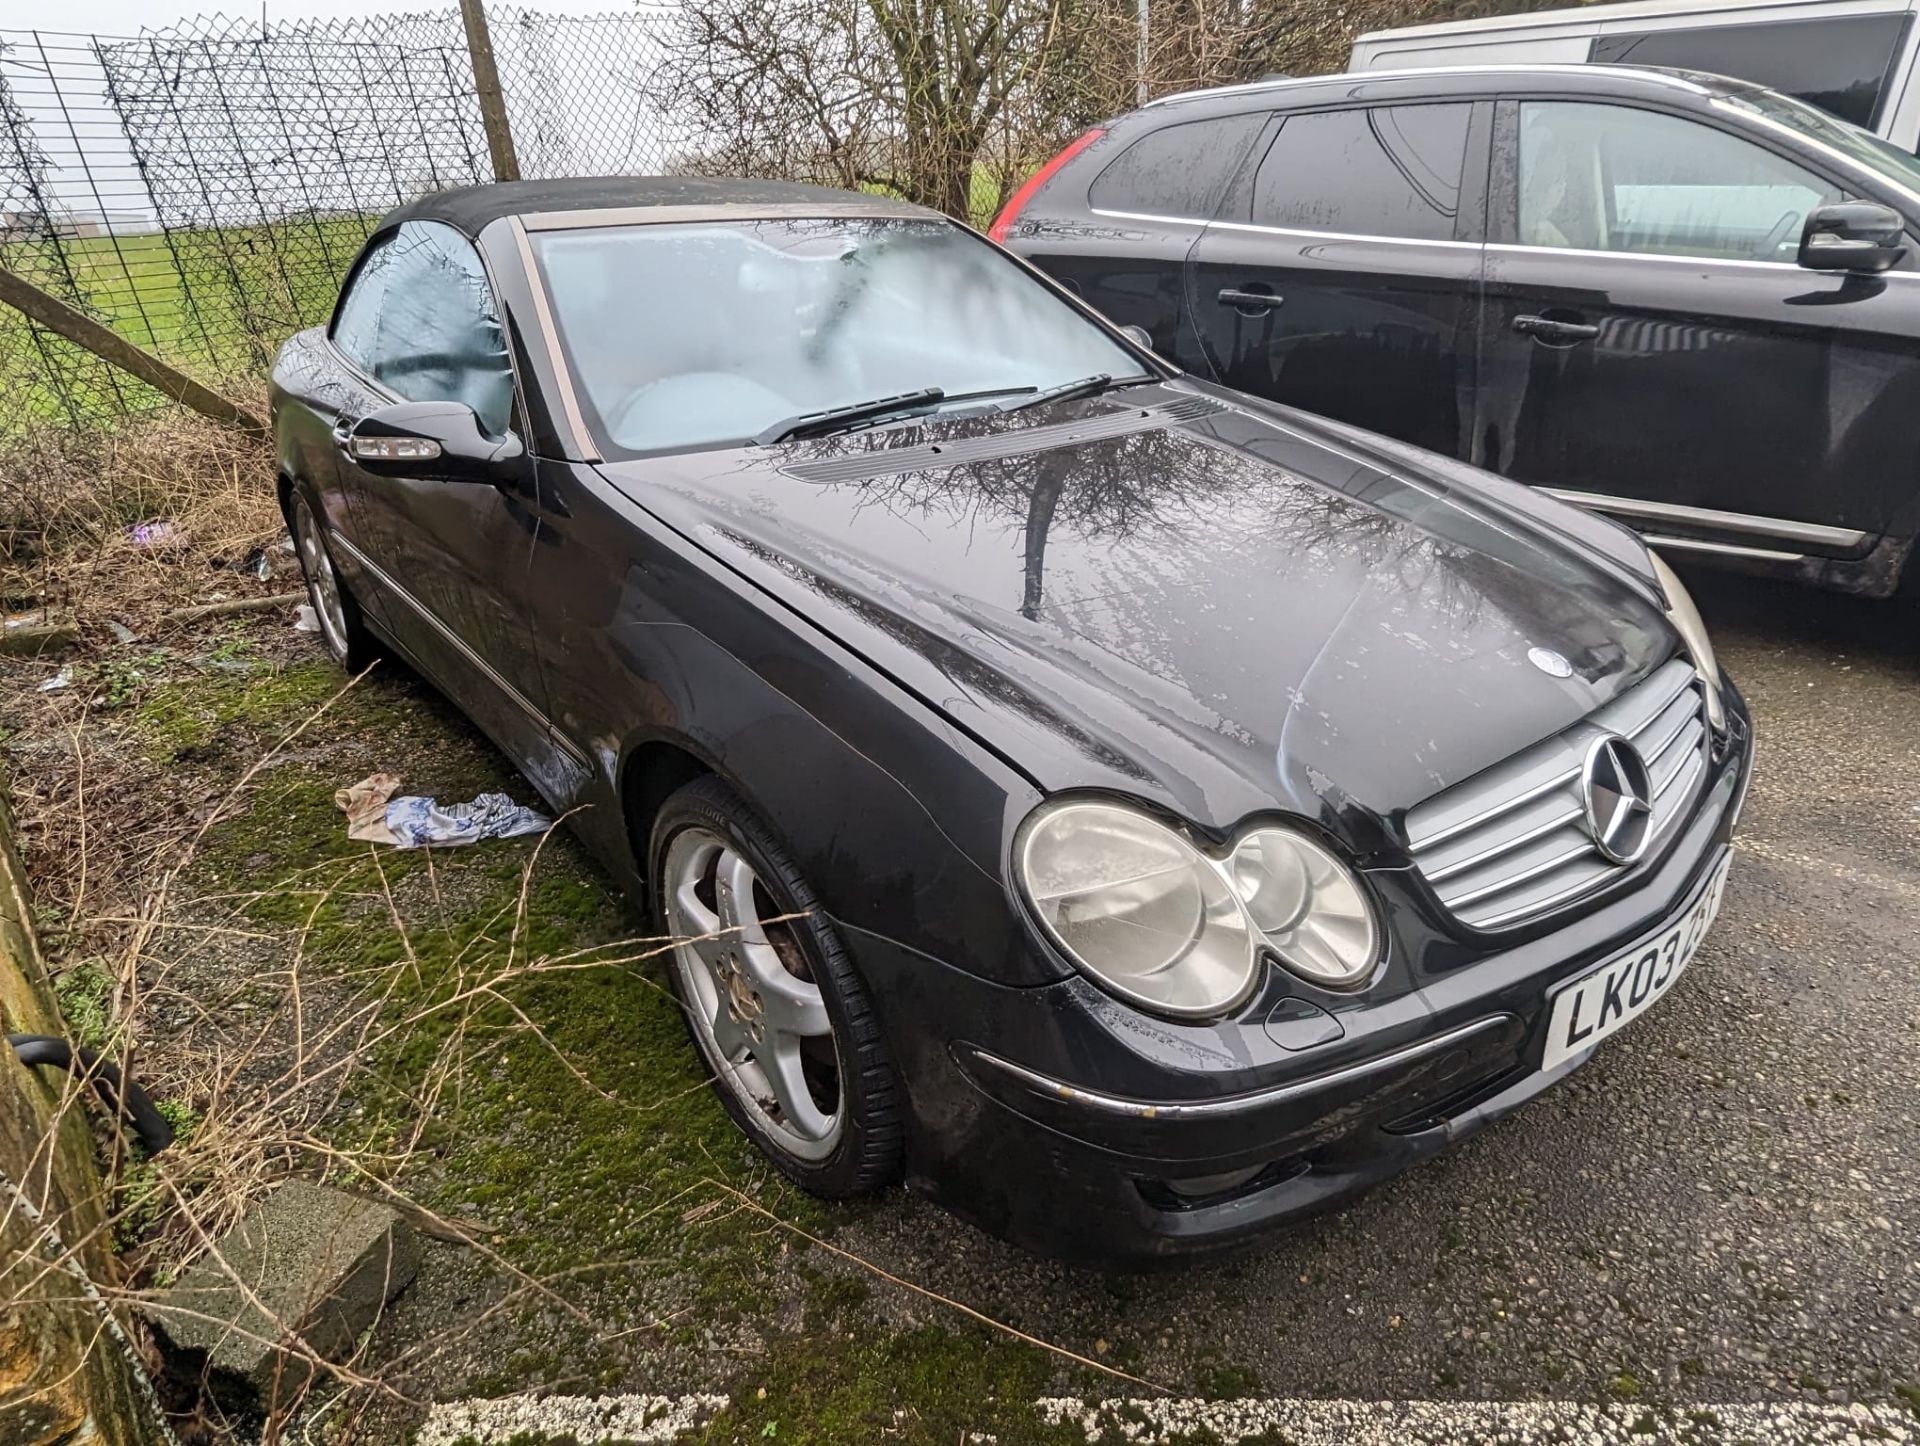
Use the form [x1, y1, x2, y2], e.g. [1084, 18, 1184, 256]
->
[1017, 802, 1379, 1018]
[1019, 802, 1256, 1018]
[1228, 829, 1378, 988]
[1648, 551, 1727, 733]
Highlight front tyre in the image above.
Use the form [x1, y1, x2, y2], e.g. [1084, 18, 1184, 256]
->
[650, 775, 903, 1198]
[289, 485, 374, 670]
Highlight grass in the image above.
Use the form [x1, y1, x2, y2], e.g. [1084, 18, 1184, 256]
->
[1, 216, 372, 430]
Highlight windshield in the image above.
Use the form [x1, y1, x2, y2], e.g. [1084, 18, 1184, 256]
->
[529, 217, 1147, 456]
[1717, 90, 1920, 203]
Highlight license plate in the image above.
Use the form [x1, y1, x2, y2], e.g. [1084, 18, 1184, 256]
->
[1541, 852, 1732, 1071]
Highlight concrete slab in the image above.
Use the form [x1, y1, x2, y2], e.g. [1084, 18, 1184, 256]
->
[147, 1179, 419, 1407]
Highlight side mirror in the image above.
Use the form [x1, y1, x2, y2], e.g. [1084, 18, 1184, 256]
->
[1798, 202, 1907, 273]
[345, 401, 523, 483]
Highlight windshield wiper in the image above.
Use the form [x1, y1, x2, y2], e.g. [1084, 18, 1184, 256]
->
[755, 387, 946, 445]
[997, 373, 1113, 414]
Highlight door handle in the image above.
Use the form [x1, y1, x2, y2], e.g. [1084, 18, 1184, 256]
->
[1512, 314, 1600, 344]
[1217, 288, 1282, 313]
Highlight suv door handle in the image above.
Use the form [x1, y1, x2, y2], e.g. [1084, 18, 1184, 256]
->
[1217, 288, 1282, 313]
[1512, 314, 1600, 343]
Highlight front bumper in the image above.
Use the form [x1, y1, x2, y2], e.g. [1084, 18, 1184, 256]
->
[843, 690, 1753, 1267]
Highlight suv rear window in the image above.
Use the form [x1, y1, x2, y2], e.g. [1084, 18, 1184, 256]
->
[1590, 14, 1912, 129]
[1249, 103, 1472, 241]
[1087, 113, 1264, 219]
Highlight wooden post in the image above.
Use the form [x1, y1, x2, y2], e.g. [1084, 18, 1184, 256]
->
[0, 789, 170, 1445]
[0, 267, 266, 436]
[459, 0, 521, 183]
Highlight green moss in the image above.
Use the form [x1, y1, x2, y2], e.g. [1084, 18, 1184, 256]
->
[1610, 1372, 1642, 1400]
[134, 656, 344, 763]
[174, 660, 822, 1318]
[53, 959, 117, 1050]
[1893, 1383, 1920, 1419]
[117, 1100, 201, 1253]
[690, 1324, 1077, 1446]
[1195, 1360, 1262, 1400]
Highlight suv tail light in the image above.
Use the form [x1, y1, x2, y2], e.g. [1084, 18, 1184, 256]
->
[988, 128, 1105, 243]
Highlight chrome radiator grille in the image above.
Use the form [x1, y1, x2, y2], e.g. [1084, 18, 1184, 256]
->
[1404, 659, 1709, 930]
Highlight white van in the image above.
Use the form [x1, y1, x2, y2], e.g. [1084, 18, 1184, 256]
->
[1349, 0, 1920, 149]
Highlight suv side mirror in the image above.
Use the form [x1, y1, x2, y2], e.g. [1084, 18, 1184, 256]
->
[345, 401, 523, 483]
[1798, 202, 1907, 273]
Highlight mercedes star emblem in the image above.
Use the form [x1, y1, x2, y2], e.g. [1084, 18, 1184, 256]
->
[1581, 734, 1654, 865]
[1528, 646, 1574, 678]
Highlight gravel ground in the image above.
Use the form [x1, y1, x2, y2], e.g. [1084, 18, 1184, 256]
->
[813, 565, 1920, 1415]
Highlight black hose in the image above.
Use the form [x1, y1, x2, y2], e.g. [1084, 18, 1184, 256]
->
[7, 1034, 174, 1155]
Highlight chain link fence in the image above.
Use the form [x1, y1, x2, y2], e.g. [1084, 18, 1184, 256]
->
[1, 6, 680, 432]
[1, 0, 1502, 438]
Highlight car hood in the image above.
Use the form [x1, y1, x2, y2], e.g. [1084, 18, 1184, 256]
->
[594, 381, 1677, 851]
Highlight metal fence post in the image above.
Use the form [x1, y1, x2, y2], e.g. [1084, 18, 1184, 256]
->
[1136, 0, 1149, 105]
[458, 0, 519, 182]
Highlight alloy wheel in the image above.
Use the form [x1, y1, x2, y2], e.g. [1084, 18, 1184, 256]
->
[663, 826, 844, 1160]
[292, 493, 351, 660]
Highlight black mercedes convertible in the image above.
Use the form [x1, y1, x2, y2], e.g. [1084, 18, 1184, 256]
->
[272, 176, 1752, 1264]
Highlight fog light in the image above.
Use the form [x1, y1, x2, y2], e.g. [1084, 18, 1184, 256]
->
[1160, 1165, 1265, 1200]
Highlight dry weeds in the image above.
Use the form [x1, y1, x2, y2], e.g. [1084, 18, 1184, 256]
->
[1, 410, 285, 636]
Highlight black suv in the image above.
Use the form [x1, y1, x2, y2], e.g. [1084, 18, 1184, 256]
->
[996, 65, 1920, 597]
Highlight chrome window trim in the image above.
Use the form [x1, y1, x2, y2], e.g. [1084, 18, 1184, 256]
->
[1713, 95, 1920, 209]
[963, 1016, 1514, 1119]
[509, 215, 598, 463]
[1541, 488, 1869, 549]
[329, 529, 590, 769]
[1143, 63, 1717, 109]
[1209, 219, 1485, 250]
[1487, 239, 1920, 276]
[1643, 534, 1806, 562]
[1088, 206, 1213, 227]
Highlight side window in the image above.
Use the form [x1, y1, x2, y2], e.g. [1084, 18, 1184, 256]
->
[354, 220, 515, 435]
[1517, 102, 1842, 263]
[1249, 104, 1471, 241]
[330, 234, 396, 372]
[1087, 113, 1265, 219]
[1590, 14, 1911, 130]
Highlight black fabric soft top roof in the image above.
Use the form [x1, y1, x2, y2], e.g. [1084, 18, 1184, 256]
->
[375, 176, 923, 237]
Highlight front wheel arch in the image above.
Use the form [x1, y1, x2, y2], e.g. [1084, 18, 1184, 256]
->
[619, 738, 713, 890]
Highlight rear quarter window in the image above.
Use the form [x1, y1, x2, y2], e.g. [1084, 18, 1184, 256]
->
[1590, 14, 1913, 128]
[1087, 113, 1265, 219]
[1249, 103, 1473, 241]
